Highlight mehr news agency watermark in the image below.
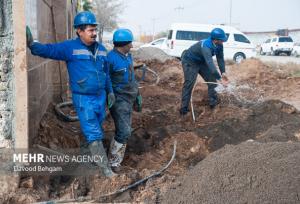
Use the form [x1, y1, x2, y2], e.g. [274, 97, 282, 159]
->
[0, 149, 105, 175]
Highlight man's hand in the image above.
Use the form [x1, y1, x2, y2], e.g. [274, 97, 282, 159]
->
[107, 93, 115, 109]
[222, 73, 228, 81]
[135, 94, 142, 112]
[221, 73, 229, 87]
[26, 26, 33, 47]
[133, 62, 145, 69]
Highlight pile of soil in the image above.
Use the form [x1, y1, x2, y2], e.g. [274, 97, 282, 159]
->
[162, 141, 300, 204]
[132, 47, 174, 62]
[195, 100, 300, 151]
[228, 59, 300, 109]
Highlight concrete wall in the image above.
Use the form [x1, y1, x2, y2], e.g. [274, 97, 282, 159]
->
[0, 0, 77, 196]
[0, 0, 27, 196]
[0, 0, 76, 148]
[0, 0, 14, 148]
[26, 0, 75, 145]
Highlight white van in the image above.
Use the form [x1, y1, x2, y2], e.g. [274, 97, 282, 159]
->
[166, 23, 256, 63]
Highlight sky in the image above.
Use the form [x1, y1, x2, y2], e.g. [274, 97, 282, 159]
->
[118, 0, 300, 36]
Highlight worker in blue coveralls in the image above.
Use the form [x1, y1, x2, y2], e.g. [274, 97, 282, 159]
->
[26, 11, 116, 177]
[180, 28, 229, 116]
[107, 28, 142, 172]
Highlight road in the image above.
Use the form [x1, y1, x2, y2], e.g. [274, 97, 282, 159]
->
[256, 55, 300, 64]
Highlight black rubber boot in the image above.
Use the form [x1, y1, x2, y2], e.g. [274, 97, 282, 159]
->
[88, 141, 116, 177]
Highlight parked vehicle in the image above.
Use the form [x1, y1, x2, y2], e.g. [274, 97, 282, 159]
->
[140, 37, 168, 52]
[165, 23, 256, 63]
[292, 42, 300, 57]
[260, 36, 294, 56]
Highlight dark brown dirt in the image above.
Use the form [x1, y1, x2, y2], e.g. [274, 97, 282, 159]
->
[162, 142, 300, 204]
[5, 58, 300, 203]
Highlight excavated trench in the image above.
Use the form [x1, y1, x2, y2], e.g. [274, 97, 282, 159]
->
[5, 58, 300, 203]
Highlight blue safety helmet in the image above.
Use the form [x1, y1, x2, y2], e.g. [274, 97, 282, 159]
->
[211, 28, 227, 42]
[113, 28, 134, 42]
[73, 11, 98, 28]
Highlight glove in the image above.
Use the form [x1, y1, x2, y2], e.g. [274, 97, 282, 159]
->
[135, 94, 142, 112]
[26, 26, 33, 47]
[107, 93, 115, 109]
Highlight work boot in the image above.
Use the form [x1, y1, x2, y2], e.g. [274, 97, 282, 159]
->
[109, 138, 127, 170]
[209, 104, 217, 109]
[88, 141, 116, 177]
[179, 107, 189, 116]
[80, 139, 90, 155]
[209, 98, 220, 110]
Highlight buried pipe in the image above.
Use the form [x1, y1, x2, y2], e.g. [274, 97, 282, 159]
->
[34, 140, 177, 204]
[93, 140, 177, 201]
[55, 101, 79, 122]
[55, 101, 111, 122]
[138, 66, 160, 89]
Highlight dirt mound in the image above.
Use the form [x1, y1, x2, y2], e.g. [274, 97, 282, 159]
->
[228, 59, 300, 109]
[132, 47, 174, 62]
[162, 141, 300, 204]
[195, 100, 300, 151]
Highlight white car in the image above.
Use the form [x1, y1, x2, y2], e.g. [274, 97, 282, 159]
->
[165, 23, 256, 63]
[140, 38, 168, 52]
[260, 36, 294, 56]
[292, 43, 300, 57]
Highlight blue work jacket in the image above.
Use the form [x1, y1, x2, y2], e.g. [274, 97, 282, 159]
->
[107, 49, 138, 102]
[183, 37, 225, 80]
[30, 38, 113, 95]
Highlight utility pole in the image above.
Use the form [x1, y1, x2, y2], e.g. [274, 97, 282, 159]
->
[151, 18, 156, 41]
[229, 0, 232, 25]
[174, 6, 184, 12]
[138, 25, 142, 42]
[174, 6, 184, 23]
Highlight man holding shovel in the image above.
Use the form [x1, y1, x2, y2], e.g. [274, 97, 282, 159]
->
[180, 28, 229, 116]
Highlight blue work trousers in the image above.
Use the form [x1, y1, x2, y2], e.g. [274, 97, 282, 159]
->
[72, 92, 106, 143]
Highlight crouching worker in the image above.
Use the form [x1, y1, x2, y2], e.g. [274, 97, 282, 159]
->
[180, 28, 229, 115]
[107, 28, 142, 172]
[26, 11, 116, 177]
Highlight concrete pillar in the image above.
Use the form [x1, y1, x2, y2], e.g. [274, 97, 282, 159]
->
[0, 0, 26, 198]
[0, 0, 28, 149]
[12, 0, 29, 149]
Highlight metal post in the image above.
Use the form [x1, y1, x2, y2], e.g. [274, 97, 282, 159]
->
[229, 0, 232, 25]
[152, 18, 156, 41]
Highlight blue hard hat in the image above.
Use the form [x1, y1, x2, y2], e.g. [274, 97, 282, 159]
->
[211, 28, 227, 42]
[73, 11, 98, 28]
[113, 28, 134, 42]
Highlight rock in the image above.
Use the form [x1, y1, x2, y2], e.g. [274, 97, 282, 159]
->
[20, 177, 34, 188]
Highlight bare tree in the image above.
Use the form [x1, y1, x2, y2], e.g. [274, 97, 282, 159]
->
[82, 0, 93, 11]
[155, 31, 168, 39]
[76, 0, 93, 11]
[93, 0, 124, 39]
